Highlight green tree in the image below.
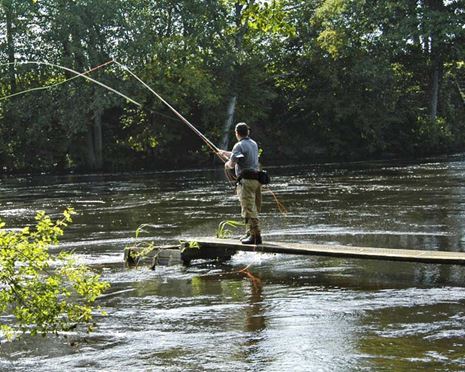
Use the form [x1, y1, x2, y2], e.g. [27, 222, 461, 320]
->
[112, 0, 228, 166]
[215, 0, 293, 149]
[1, 0, 465, 171]
[38, 0, 126, 170]
[264, 0, 465, 160]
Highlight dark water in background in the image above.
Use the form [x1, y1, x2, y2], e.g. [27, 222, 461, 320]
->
[1, 156, 465, 371]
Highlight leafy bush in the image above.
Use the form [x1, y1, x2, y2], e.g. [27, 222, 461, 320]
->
[0, 209, 109, 341]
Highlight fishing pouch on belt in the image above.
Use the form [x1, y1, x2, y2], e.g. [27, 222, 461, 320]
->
[239, 169, 270, 185]
[258, 170, 270, 185]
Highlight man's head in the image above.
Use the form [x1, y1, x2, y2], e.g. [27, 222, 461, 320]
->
[235, 122, 249, 139]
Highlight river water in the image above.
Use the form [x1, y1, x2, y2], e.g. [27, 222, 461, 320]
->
[1, 156, 465, 371]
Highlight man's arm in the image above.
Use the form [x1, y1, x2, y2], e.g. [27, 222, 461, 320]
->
[216, 150, 230, 163]
[225, 158, 236, 169]
[220, 145, 242, 169]
[218, 150, 232, 159]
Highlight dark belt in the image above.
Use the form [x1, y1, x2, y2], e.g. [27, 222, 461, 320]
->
[238, 169, 259, 182]
[240, 169, 259, 179]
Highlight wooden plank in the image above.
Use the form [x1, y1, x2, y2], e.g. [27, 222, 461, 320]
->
[189, 238, 465, 265]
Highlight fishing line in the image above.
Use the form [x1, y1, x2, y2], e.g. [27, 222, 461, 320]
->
[0, 60, 141, 107]
[267, 187, 288, 215]
[0, 60, 115, 101]
[0, 60, 190, 126]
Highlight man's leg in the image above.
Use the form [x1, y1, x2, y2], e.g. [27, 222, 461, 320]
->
[240, 180, 262, 245]
[241, 217, 251, 241]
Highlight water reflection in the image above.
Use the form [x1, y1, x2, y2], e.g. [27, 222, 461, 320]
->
[243, 271, 266, 334]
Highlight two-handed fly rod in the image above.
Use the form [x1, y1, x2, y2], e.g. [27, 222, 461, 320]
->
[0, 60, 287, 213]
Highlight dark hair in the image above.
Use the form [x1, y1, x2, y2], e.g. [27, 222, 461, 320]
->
[235, 122, 249, 136]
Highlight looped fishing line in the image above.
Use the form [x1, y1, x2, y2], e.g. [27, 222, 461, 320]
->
[0, 59, 288, 215]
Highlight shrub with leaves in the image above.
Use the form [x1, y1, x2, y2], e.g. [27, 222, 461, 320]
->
[0, 208, 110, 341]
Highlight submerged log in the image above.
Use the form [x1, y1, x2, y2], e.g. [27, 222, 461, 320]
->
[124, 245, 180, 267]
[124, 242, 233, 268]
[179, 241, 234, 266]
[124, 238, 465, 267]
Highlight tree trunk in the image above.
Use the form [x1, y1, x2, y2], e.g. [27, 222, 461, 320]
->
[424, 0, 446, 120]
[93, 108, 103, 170]
[86, 125, 97, 170]
[221, 95, 237, 149]
[221, 1, 249, 149]
[5, 1, 16, 93]
[430, 62, 440, 120]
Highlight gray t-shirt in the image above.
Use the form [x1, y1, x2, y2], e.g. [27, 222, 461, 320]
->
[230, 137, 259, 176]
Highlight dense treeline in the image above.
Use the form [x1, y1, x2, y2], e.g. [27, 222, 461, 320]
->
[0, 0, 464, 173]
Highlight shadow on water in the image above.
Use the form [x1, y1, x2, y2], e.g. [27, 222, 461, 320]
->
[2, 156, 465, 370]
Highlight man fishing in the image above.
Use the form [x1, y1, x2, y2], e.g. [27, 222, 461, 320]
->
[220, 122, 262, 245]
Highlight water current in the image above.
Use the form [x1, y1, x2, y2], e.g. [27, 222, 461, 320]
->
[1, 156, 465, 371]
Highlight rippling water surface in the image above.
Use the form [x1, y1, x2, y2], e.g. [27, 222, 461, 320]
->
[2, 156, 465, 371]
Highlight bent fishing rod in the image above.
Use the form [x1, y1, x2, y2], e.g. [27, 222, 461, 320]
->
[0, 60, 286, 213]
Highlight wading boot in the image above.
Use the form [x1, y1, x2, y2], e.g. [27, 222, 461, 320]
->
[241, 218, 262, 244]
[241, 234, 262, 245]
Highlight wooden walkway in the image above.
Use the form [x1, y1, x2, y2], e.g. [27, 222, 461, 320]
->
[124, 237, 465, 267]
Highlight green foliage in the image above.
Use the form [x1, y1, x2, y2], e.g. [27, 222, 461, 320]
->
[1, 0, 465, 171]
[216, 220, 245, 239]
[243, 0, 296, 36]
[0, 208, 109, 341]
[413, 116, 453, 155]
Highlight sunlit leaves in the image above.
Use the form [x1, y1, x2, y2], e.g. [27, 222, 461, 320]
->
[312, 0, 367, 59]
[316, 29, 345, 59]
[244, 0, 295, 36]
[0, 209, 110, 341]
